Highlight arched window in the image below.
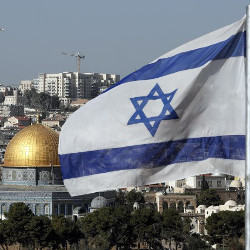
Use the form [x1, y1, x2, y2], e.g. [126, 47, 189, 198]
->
[27, 204, 33, 212]
[44, 204, 50, 215]
[35, 204, 41, 215]
[178, 201, 184, 212]
[170, 202, 176, 210]
[2, 204, 7, 213]
[162, 201, 168, 211]
[1, 204, 7, 218]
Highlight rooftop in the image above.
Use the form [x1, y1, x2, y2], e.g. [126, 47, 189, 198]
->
[71, 99, 89, 105]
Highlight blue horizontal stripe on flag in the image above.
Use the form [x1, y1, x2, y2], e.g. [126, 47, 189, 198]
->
[105, 31, 246, 93]
[59, 135, 245, 180]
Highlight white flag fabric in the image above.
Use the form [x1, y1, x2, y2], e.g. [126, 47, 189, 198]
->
[59, 17, 246, 196]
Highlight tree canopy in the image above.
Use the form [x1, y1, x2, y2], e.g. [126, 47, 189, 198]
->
[162, 208, 190, 249]
[201, 175, 209, 192]
[125, 190, 145, 205]
[78, 207, 115, 249]
[0, 203, 82, 249]
[27, 215, 57, 249]
[130, 207, 162, 249]
[198, 189, 223, 207]
[183, 233, 210, 250]
[51, 215, 82, 248]
[3, 202, 34, 247]
[2, 199, 239, 249]
[205, 210, 245, 246]
[23, 89, 60, 111]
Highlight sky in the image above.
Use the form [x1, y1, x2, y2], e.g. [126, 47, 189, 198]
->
[0, 0, 248, 86]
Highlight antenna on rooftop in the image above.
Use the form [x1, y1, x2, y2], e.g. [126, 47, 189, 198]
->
[60, 51, 85, 73]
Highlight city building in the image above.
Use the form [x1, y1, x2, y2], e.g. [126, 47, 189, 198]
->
[41, 113, 66, 130]
[0, 121, 116, 219]
[4, 90, 24, 106]
[37, 72, 120, 104]
[70, 98, 89, 108]
[3, 116, 31, 128]
[32, 79, 39, 92]
[18, 80, 33, 94]
[166, 174, 227, 192]
[0, 128, 20, 164]
[155, 193, 197, 213]
[42, 117, 65, 129]
[204, 200, 244, 219]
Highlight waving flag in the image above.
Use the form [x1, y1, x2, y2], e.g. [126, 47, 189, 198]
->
[59, 16, 246, 196]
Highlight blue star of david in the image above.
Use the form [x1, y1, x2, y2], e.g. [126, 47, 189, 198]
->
[127, 83, 178, 136]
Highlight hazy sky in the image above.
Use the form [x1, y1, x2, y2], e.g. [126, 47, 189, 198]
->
[0, 0, 248, 85]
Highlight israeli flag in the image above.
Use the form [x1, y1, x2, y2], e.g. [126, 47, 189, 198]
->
[59, 16, 246, 196]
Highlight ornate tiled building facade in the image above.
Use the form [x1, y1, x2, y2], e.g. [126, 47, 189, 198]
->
[0, 185, 84, 219]
[2, 167, 63, 185]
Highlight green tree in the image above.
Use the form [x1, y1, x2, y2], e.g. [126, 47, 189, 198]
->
[79, 207, 115, 249]
[27, 215, 59, 250]
[183, 233, 210, 250]
[0, 220, 10, 250]
[51, 215, 82, 249]
[30, 91, 40, 109]
[78, 211, 98, 248]
[130, 207, 162, 249]
[23, 88, 37, 107]
[205, 210, 245, 246]
[125, 190, 145, 205]
[198, 189, 222, 207]
[115, 190, 126, 205]
[110, 205, 135, 249]
[162, 208, 190, 250]
[23, 89, 60, 111]
[201, 175, 209, 192]
[4, 203, 34, 247]
[51, 95, 60, 109]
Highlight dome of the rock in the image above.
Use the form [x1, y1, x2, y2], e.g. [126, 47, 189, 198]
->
[3, 124, 60, 167]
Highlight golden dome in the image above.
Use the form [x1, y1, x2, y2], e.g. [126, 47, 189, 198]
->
[4, 124, 60, 167]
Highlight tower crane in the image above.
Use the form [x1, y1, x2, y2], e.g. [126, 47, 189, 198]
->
[60, 51, 85, 73]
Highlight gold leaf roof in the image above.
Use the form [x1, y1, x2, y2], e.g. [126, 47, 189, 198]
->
[4, 124, 60, 167]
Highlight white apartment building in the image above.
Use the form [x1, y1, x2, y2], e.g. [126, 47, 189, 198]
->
[18, 79, 39, 94]
[37, 72, 120, 103]
[19, 80, 33, 94]
[32, 79, 39, 92]
[166, 174, 227, 191]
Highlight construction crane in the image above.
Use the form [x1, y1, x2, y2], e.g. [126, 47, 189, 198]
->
[60, 51, 85, 73]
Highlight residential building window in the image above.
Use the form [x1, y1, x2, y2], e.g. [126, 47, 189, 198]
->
[44, 204, 50, 215]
